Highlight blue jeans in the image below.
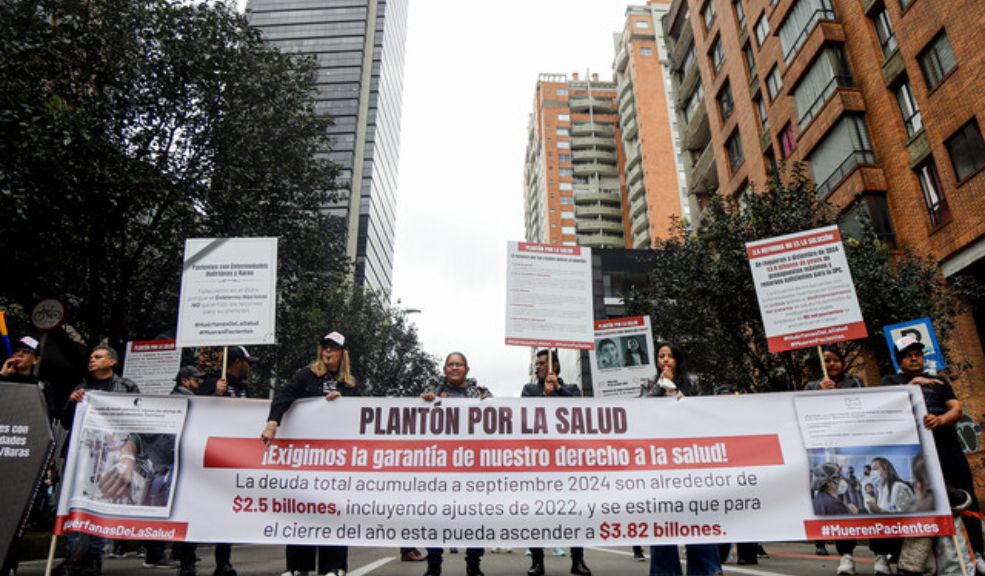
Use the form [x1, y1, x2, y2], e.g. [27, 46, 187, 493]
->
[649, 544, 722, 576]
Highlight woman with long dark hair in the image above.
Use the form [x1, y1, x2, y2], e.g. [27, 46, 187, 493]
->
[262, 331, 359, 576]
[644, 341, 721, 576]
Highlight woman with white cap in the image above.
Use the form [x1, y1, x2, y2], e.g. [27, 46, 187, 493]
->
[262, 331, 359, 576]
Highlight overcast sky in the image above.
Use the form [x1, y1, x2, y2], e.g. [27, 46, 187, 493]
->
[390, 1, 631, 397]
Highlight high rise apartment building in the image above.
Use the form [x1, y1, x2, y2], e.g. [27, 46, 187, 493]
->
[614, 4, 691, 247]
[248, 0, 408, 294]
[524, 73, 627, 248]
[662, 0, 984, 440]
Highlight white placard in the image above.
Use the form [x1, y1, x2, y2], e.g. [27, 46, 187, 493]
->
[123, 340, 181, 396]
[505, 242, 594, 350]
[175, 238, 278, 347]
[589, 316, 656, 397]
[56, 388, 953, 547]
[746, 226, 867, 352]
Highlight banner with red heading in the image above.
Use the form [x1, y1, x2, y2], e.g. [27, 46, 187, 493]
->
[505, 241, 594, 350]
[56, 388, 953, 547]
[746, 226, 868, 352]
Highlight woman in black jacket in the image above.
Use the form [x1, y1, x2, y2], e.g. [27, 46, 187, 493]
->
[262, 331, 359, 576]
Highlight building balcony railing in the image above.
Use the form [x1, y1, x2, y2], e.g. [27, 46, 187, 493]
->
[689, 143, 718, 192]
[632, 227, 651, 249]
[798, 75, 854, 131]
[628, 178, 647, 209]
[783, 9, 836, 64]
[622, 116, 639, 140]
[683, 103, 710, 151]
[578, 232, 625, 248]
[668, 21, 694, 67]
[576, 204, 624, 219]
[618, 75, 634, 99]
[571, 122, 615, 137]
[615, 46, 630, 73]
[631, 211, 650, 236]
[574, 190, 621, 205]
[626, 159, 644, 186]
[577, 219, 624, 234]
[570, 96, 614, 113]
[814, 150, 876, 199]
[572, 136, 616, 149]
[573, 162, 619, 176]
[573, 149, 618, 163]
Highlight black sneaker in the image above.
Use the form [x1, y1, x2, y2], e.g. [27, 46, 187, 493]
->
[142, 558, 178, 569]
[212, 565, 237, 576]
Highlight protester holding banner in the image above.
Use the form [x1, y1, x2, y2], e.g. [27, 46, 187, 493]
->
[881, 336, 985, 573]
[521, 350, 590, 576]
[420, 352, 490, 576]
[262, 331, 359, 576]
[804, 346, 864, 569]
[641, 341, 723, 576]
[55, 346, 140, 576]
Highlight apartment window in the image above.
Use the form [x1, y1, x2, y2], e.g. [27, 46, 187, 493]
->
[766, 149, 778, 173]
[793, 46, 854, 129]
[734, 0, 746, 28]
[558, 168, 572, 177]
[726, 131, 745, 173]
[681, 44, 697, 78]
[558, 113, 571, 122]
[779, 0, 835, 63]
[557, 89, 568, 96]
[756, 97, 769, 132]
[809, 115, 875, 198]
[640, 47, 654, 56]
[872, 8, 898, 58]
[754, 14, 770, 46]
[895, 80, 922, 136]
[718, 82, 735, 120]
[711, 37, 726, 74]
[557, 141, 571, 149]
[744, 44, 758, 78]
[556, 128, 569, 136]
[918, 32, 957, 91]
[635, 20, 651, 29]
[684, 84, 705, 123]
[945, 120, 985, 181]
[703, 0, 717, 30]
[560, 183, 573, 191]
[560, 197, 574, 206]
[915, 160, 951, 226]
[766, 66, 782, 101]
[840, 194, 896, 245]
[778, 123, 796, 158]
[558, 154, 572, 163]
[561, 226, 576, 235]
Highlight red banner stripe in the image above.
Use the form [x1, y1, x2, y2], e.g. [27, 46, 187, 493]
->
[747, 229, 842, 259]
[804, 515, 954, 539]
[55, 511, 188, 540]
[204, 435, 783, 473]
[767, 321, 868, 352]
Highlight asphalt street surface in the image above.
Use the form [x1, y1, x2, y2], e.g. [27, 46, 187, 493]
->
[18, 541, 888, 575]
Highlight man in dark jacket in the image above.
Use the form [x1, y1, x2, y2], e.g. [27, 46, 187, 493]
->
[521, 350, 590, 576]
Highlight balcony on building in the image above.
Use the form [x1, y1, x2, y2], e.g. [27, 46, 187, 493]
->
[577, 219, 624, 234]
[578, 232, 625, 248]
[688, 142, 718, 194]
[572, 135, 617, 149]
[573, 161, 619, 176]
[574, 188, 621, 205]
[576, 203, 624, 219]
[570, 96, 615, 113]
[571, 122, 615, 137]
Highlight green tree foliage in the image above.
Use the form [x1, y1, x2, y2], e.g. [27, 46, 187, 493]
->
[626, 165, 979, 393]
[0, 0, 436, 394]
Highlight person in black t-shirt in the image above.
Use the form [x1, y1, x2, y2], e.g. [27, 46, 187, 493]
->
[881, 335, 983, 567]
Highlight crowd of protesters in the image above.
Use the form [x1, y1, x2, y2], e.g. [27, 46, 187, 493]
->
[1, 329, 983, 576]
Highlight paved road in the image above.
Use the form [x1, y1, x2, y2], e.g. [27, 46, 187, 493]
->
[17, 541, 882, 575]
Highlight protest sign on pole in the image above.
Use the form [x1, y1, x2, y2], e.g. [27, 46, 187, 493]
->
[0, 383, 55, 565]
[123, 340, 182, 395]
[746, 225, 867, 353]
[883, 317, 945, 374]
[505, 242, 594, 350]
[175, 238, 278, 348]
[589, 316, 656, 397]
[56, 388, 952, 547]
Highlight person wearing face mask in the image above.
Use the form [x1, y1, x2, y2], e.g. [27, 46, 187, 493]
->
[812, 463, 859, 515]
[420, 352, 489, 576]
[262, 331, 359, 576]
[865, 457, 915, 574]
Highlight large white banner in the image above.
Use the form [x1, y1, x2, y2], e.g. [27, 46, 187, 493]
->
[746, 226, 867, 352]
[123, 340, 181, 396]
[589, 316, 656, 398]
[505, 241, 595, 350]
[56, 389, 954, 547]
[175, 237, 278, 347]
